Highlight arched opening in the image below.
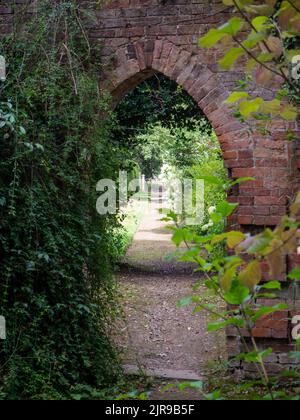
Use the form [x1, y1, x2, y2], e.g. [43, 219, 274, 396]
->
[2, 0, 298, 400]
[101, 42, 300, 394]
[113, 72, 227, 386]
[102, 41, 254, 231]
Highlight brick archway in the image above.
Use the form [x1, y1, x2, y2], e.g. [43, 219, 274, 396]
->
[1, 0, 300, 376]
[1, 0, 297, 231]
[101, 40, 296, 233]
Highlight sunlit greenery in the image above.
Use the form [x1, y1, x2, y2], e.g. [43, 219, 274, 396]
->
[1, 0, 299, 401]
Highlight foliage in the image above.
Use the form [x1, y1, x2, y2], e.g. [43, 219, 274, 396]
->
[116, 195, 149, 259]
[0, 0, 124, 399]
[158, 125, 228, 256]
[117, 74, 228, 248]
[199, 0, 300, 135]
[120, 117, 228, 250]
[182, 131, 227, 237]
[113, 74, 214, 178]
[116, 74, 211, 134]
[129, 122, 216, 179]
[167, 181, 300, 400]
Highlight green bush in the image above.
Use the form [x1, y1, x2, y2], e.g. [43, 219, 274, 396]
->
[0, 1, 123, 399]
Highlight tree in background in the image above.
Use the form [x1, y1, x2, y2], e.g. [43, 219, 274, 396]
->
[115, 74, 228, 237]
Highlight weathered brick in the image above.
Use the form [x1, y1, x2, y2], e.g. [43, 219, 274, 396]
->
[237, 215, 253, 225]
[255, 196, 287, 206]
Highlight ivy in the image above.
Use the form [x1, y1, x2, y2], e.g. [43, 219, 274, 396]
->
[0, 0, 123, 399]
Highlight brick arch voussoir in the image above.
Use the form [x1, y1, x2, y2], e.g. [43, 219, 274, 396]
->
[106, 41, 254, 176]
[150, 42, 251, 174]
[104, 44, 150, 105]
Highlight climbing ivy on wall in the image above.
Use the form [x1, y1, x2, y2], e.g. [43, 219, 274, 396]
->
[0, 0, 123, 399]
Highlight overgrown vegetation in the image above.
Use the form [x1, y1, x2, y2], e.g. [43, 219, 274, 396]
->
[115, 75, 227, 239]
[1, 0, 299, 402]
[117, 194, 149, 259]
[114, 75, 214, 179]
[0, 2, 227, 399]
[0, 1, 125, 399]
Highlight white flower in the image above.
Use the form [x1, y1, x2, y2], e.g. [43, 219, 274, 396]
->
[208, 206, 216, 215]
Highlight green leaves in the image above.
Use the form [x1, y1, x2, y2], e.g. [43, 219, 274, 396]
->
[281, 104, 298, 121]
[212, 231, 246, 249]
[288, 267, 300, 280]
[252, 15, 270, 31]
[224, 282, 251, 305]
[243, 31, 265, 49]
[199, 175, 224, 186]
[0, 100, 23, 137]
[199, 17, 246, 70]
[199, 29, 227, 48]
[226, 92, 250, 104]
[178, 381, 203, 391]
[226, 92, 298, 123]
[0, 0, 129, 399]
[219, 48, 245, 70]
[199, 0, 299, 127]
[219, 17, 245, 35]
[238, 261, 262, 290]
[277, 1, 300, 31]
[239, 98, 264, 118]
[252, 304, 288, 323]
[243, 229, 274, 255]
[199, 17, 244, 48]
[200, 174, 255, 191]
[160, 208, 179, 224]
[177, 297, 193, 308]
[172, 228, 193, 247]
[237, 348, 273, 363]
[226, 232, 246, 249]
[220, 267, 236, 292]
[216, 200, 238, 217]
[260, 281, 281, 290]
[208, 317, 244, 332]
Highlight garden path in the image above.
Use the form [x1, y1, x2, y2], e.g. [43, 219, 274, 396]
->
[115, 192, 226, 399]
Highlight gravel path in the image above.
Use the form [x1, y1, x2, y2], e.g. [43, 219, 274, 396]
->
[115, 192, 226, 399]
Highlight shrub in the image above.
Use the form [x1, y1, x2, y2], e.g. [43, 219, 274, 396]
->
[0, 0, 123, 399]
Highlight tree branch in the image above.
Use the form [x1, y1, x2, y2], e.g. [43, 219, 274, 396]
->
[233, 36, 283, 79]
[232, 0, 300, 95]
[287, 0, 300, 14]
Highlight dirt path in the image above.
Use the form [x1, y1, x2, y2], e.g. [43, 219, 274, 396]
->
[115, 192, 226, 399]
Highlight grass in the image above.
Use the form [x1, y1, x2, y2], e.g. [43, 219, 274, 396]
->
[118, 195, 149, 257]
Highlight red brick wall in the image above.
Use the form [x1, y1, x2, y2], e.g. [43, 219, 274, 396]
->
[1, 0, 300, 375]
[1, 1, 299, 229]
[91, 0, 300, 232]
